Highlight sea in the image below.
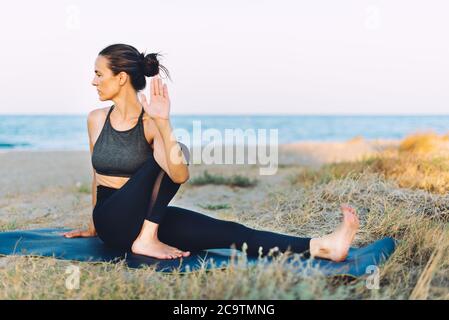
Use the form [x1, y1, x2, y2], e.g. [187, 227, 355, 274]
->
[1, 114, 449, 151]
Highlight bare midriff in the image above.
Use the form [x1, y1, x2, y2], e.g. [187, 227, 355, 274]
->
[95, 172, 130, 189]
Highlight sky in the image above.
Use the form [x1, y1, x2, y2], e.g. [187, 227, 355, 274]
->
[0, 0, 448, 115]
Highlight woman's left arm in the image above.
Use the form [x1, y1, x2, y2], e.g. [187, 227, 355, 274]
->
[139, 76, 189, 184]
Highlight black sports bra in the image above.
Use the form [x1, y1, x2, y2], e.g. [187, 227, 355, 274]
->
[91, 105, 154, 178]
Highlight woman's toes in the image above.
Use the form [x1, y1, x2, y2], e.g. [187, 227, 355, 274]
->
[341, 204, 357, 216]
[342, 211, 352, 224]
[170, 249, 182, 258]
[347, 211, 355, 222]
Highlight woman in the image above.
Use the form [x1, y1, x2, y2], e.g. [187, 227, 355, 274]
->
[63, 43, 360, 261]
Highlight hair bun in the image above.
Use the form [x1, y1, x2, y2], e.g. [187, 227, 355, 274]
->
[140, 52, 159, 77]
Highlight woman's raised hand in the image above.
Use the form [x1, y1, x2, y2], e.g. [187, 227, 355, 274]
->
[139, 76, 170, 121]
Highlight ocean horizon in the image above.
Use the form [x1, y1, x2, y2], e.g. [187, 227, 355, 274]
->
[2, 114, 449, 151]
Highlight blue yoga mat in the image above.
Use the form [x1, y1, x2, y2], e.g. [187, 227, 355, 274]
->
[0, 228, 396, 277]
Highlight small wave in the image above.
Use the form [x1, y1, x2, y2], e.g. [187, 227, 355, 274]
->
[0, 142, 32, 149]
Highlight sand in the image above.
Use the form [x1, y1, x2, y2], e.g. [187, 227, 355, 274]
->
[0, 139, 398, 231]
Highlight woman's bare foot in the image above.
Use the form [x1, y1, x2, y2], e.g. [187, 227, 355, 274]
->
[309, 204, 360, 262]
[131, 220, 190, 259]
[131, 237, 191, 259]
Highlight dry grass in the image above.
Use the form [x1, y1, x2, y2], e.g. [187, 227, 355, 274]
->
[399, 132, 449, 154]
[1, 132, 448, 299]
[0, 253, 350, 299]
[2, 168, 447, 299]
[284, 132, 449, 299]
[295, 132, 449, 195]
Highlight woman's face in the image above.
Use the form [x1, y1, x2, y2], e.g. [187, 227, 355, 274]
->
[91, 55, 122, 101]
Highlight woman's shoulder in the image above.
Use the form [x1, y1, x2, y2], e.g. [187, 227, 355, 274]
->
[86, 106, 112, 140]
[87, 106, 112, 128]
[88, 106, 111, 121]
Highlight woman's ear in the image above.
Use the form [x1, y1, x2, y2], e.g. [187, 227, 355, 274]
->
[118, 71, 128, 86]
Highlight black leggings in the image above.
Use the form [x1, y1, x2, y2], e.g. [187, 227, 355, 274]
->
[92, 155, 312, 257]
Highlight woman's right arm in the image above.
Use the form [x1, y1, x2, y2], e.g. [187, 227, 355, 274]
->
[87, 169, 98, 235]
[63, 110, 100, 238]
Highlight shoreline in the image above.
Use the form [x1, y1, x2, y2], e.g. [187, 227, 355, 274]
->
[0, 137, 401, 153]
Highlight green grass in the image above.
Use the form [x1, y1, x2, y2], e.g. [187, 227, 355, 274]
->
[76, 182, 91, 194]
[0, 220, 20, 231]
[189, 170, 258, 188]
[198, 203, 231, 210]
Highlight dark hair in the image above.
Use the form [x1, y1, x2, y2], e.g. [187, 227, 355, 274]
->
[98, 43, 171, 91]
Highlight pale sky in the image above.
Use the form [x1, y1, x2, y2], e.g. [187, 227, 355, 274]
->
[0, 0, 448, 115]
